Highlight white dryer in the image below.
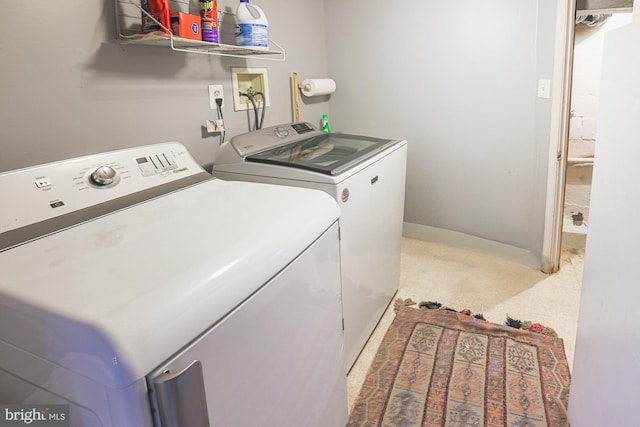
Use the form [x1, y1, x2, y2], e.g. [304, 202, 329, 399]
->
[213, 122, 408, 369]
[0, 142, 347, 427]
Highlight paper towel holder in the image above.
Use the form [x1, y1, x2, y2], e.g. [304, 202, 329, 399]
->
[298, 81, 314, 92]
[297, 78, 337, 97]
[292, 74, 337, 122]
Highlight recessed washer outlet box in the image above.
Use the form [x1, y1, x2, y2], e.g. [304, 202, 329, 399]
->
[231, 67, 270, 112]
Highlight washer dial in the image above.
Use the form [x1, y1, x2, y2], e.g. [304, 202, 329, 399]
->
[90, 166, 118, 187]
[275, 127, 290, 138]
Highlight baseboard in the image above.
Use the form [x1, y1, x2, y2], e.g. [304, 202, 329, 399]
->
[402, 222, 542, 271]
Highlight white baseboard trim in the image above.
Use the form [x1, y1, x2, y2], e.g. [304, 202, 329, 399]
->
[402, 222, 542, 271]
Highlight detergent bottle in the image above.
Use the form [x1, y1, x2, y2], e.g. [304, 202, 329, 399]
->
[321, 114, 331, 133]
[235, 0, 269, 50]
[140, 0, 172, 34]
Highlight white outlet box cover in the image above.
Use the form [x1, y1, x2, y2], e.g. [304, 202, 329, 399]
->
[231, 67, 270, 112]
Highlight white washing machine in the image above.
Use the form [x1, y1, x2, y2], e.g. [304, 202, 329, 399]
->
[213, 122, 408, 369]
[0, 142, 347, 427]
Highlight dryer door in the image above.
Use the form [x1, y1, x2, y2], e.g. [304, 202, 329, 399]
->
[152, 360, 210, 427]
[147, 223, 347, 427]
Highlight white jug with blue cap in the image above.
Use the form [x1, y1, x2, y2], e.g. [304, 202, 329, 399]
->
[235, 0, 269, 50]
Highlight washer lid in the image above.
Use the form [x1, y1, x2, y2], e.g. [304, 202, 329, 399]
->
[246, 133, 402, 175]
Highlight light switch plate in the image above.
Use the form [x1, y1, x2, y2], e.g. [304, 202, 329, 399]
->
[537, 79, 551, 99]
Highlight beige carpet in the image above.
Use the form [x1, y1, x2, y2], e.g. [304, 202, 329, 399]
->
[347, 235, 584, 412]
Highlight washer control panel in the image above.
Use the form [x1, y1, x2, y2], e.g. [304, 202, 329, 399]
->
[0, 142, 205, 237]
[231, 122, 322, 157]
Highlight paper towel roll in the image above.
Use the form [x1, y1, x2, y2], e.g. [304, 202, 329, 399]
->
[300, 79, 336, 97]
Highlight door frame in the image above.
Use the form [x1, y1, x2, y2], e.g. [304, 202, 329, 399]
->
[542, 0, 576, 274]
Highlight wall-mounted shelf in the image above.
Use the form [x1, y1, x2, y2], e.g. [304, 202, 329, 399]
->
[118, 33, 285, 59]
[115, 0, 285, 61]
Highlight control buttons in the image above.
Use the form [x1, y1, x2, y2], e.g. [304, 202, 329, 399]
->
[34, 178, 51, 188]
[137, 153, 178, 177]
[291, 122, 314, 134]
[275, 127, 290, 138]
[89, 166, 119, 187]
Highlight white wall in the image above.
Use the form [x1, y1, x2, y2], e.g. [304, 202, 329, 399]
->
[570, 13, 632, 159]
[565, 13, 632, 230]
[568, 21, 640, 424]
[0, 0, 330, 173]
[324, 0, 559, 268]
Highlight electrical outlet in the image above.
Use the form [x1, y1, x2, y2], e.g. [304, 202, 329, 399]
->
[209, 84, 224, 109]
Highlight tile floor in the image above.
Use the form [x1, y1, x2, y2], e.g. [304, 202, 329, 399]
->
[346, 234, 585, 410]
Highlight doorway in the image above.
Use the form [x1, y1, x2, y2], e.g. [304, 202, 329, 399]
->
[560, 11, 633, 255]
[544, 1, 634, 273]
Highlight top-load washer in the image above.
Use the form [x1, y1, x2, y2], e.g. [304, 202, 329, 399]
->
[0, 142, 347, 427]
[213, 122, 408, 369]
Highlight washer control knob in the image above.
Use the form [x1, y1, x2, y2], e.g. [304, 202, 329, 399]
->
[275, 127, 289, 138]
[90, 166, 117, 186]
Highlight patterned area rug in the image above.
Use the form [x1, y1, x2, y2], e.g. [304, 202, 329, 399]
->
[348, 306, 571, 427]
